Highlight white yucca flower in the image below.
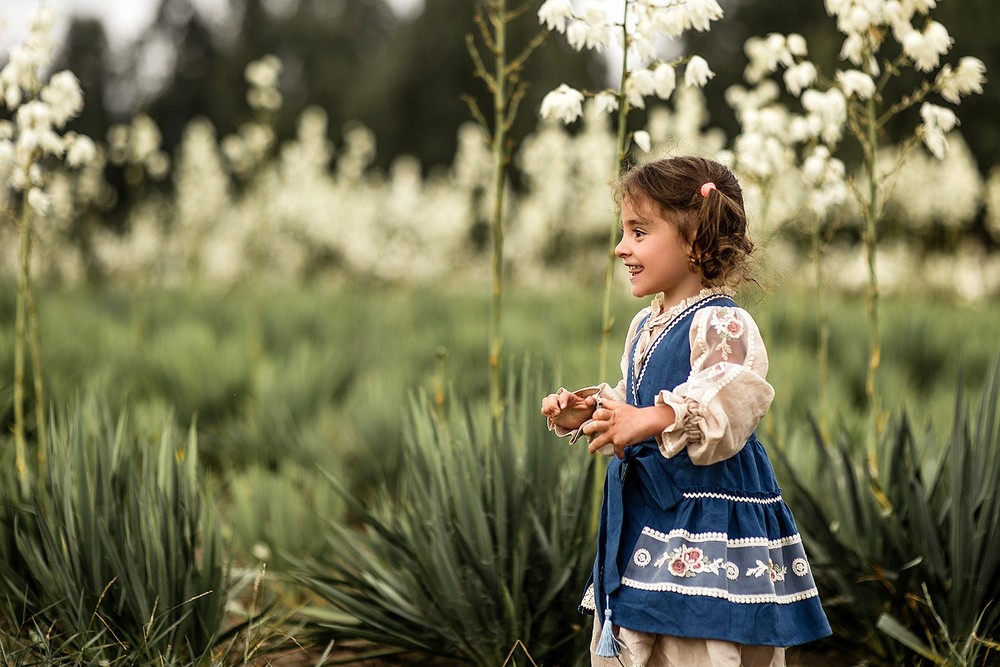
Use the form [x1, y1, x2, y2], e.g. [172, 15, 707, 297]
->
[244, 55, 281, 89]
[626, 69, 656, 108]
[538, 0, 574, 32]
[594, 91, 619, 115]
[566, 6, 611, 51]
[652, 63, 677, 100]
[801, 88, 847, 145]
[539, 0, 723, 123]
[902, 20, 953, 71]
[632, 130, 652, 153]
[919, 101, 959, 158]
[836, 69, 877, 99]
[684, 56, 715, 88]
[39, 71, 83, 127]
[0, 7, 58, 109]
[684, 0, 724, 32]
[786, 33, 808, 57]
[783, 61, 817, 96]
[540, 84, 585, 124]
[26, 187, 51, 216]
[936, 57, 986, 104]
[65, 133, 97, 168]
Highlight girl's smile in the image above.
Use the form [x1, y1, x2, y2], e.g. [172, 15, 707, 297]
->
[616, 195, 703, 303]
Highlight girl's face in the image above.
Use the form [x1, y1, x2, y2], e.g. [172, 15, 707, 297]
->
[615, 195, 703, 302]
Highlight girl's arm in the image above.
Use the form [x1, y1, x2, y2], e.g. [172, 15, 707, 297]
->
[655, 306, 773, 464]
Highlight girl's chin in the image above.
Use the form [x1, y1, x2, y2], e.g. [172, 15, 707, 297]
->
[629, 284, 652, 298]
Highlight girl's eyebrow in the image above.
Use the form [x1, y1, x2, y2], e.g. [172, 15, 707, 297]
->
[621, 214, 651, 228]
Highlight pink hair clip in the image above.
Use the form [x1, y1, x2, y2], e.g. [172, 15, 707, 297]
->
[700, 182, 717, 198]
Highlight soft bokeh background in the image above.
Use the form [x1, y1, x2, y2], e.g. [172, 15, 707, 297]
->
[2, 1, 1000, 665]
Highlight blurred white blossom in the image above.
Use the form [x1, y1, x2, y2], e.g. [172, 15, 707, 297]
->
[919, 102, 959, 158]
[540, 84, 585, 124]
[801, 88, 847, 145]
[684, 56, 715, 88]
[632, 130, 652, 153]
[936, 57, 986, 104]
[881, 134, 982, 230]
[245, 55, 283, 112]
[594, 91, 619, 115]
[39, 71, 83, 127]
[901, 20, 952, 72]
[0, 2, 96, 245]
[836, 69, 876, 99]
[538, 0, 574, 32]
[652, 63, 677, 100]
[783, 61, 817, 96]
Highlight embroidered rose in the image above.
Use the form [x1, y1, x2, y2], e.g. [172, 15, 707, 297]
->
[682, 547, 704, 564]
[709, 308, 744, 360]
[634, 549, 652, 567]
[662, 545, 724, 578]
[669, 557, 690, 577]
[725, 561, 739, 580]
[792, 558, 809, 577]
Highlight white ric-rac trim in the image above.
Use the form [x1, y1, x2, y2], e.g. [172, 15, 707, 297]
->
[683, 491, 784, 504]
[621, 577, 820, 604]
[640, 526, 803, 549]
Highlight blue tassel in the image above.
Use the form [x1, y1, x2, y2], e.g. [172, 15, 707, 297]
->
[595, 597, 621, 658]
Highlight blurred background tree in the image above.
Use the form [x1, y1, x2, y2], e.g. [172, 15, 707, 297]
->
[52, 0, 603, 174]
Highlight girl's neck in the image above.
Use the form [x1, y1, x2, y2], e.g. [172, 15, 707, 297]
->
[653, 285, 732, 316]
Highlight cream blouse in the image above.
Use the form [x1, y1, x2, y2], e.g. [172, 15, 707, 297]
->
[550, 290, 775, 465]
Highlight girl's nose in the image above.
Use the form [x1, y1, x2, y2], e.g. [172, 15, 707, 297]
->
[615, 238, 628, 257]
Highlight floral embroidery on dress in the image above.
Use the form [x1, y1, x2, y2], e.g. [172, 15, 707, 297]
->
[725, 561, 740, 580]
[747, 559, 787, 583]
[634, 549, 652, 567]
[709, 307, 745, 361]
[792, 558, 810, 577]
[655, 545, 724, 578]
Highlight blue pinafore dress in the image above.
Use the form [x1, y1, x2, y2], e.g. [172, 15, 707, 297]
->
[585, 295, 831, 647]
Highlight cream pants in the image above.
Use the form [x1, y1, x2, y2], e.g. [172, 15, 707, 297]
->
[589, 616, 786, 667]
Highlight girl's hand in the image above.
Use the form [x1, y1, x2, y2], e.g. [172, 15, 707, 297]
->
[541, 389, 597, 430]
[583, 398, 674, 459]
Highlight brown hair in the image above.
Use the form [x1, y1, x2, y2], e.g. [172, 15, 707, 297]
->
[615, 156, 754, 288]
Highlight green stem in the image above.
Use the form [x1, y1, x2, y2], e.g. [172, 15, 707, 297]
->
[813, 217, 829, 440]
[27, 279, 47, 469]
[597, 13, 632, 381]
[863, 93, 881, 459]
[488, 0, 508, 422]
[14, 200, 31, 498]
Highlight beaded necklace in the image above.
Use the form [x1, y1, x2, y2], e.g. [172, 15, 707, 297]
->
[630, 293, 731, 405]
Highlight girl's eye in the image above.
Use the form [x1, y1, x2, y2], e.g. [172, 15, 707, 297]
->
[633, 229, 645, 238]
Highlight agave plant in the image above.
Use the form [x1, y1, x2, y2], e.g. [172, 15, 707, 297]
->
[0, 398, 227, 665]
[292, 362, 598, 666]
[775, 359, 1000, 666]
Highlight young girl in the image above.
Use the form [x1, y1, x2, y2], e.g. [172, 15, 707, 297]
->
[541, 156, 831, 666]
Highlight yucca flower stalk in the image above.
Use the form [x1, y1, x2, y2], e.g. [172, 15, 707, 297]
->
[732, 0, 985, 458]
[0, 7, 96, 495]
[723, 37, 850, 436]
[537, 0, 723, 379]
[829, 0, 984, 456]
[465, 0, 547, 420]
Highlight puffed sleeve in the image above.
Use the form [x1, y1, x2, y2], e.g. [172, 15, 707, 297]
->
[653, 306, 774, 465]
[546, 307, 648, 445]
